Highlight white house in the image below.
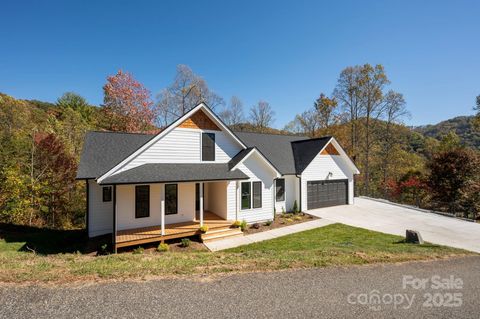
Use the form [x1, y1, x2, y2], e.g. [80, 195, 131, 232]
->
[76, 103, 359, 250]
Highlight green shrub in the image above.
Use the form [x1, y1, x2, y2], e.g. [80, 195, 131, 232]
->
[132, 246, 144, 254]
[180, 238, 191, 247]
[264, 220, 272, 226]
[240, 220, 248, 231]
[199, 225, 209, 233]
[232, 220, 241, 228]
[281, 207, 286, 214]
[294, 215, 302, 221]
[157, 243, 169, 252]
[292, 200, 299, 214]
[285, 218, 293, 223]
[98, 243, 109, 255]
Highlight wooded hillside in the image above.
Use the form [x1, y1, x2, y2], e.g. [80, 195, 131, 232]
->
[1, 64, 479, 229]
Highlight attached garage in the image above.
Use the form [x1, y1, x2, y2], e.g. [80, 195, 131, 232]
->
[307, 179, 348, 209]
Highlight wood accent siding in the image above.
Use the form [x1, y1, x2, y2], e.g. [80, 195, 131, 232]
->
[320, 143, 340, 155]
[179, 110, 221, 130]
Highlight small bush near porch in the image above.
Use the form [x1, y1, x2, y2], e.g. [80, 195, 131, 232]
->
[0, 223, 474, 284]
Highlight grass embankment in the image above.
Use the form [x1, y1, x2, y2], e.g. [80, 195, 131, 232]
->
[0, 223, 471, 284]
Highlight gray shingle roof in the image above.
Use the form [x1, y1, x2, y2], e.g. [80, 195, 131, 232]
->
[291, 136, 332, 173]
[76, 131, 154, 179]
[234, 132, 308, 174]
[228, 147, 254, 170]
[100, 163, 248, 185]
[76, 130, 332, 180]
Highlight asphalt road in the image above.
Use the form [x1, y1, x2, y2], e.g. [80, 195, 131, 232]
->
[1, 256, 479, 319]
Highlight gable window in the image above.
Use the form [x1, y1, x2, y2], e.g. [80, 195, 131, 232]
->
[275, 179, 285, 202]
[241, 182, 251, 210]
[202, 133, 215, 161]
[165, 184, 178, 215]
[253, 181, 262, 208]
[135, 185, 150, 218]
[102, 186, 112, 202]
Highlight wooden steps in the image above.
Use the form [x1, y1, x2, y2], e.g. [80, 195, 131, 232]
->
[201, 227, 243, 243]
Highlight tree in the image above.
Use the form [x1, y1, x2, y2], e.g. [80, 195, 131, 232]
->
[379, 90, 408, 195]
[473, 95, 480, 130]
[34, 133, 78, 228]
[294, 109, 320, 137]
[249, 100, 275, 132]
[156, 65, 224, 126]
[56, 92, 92, 120]
[219, 96, 244, 127]
[333, 66, 363, 158]
[357, 64, 390, 195]
[427, 148, 480, 217]
[102, 70, 156, 132]
[314, 93, 338, 129]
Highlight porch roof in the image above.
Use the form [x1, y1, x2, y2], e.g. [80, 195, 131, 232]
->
[99, 163, 248, 185]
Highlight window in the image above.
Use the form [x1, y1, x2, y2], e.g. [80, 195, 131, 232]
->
[253, 181, 262, 208]
[241, 182, 251, 210]
[135, 185, 150, 218]
[275, 179, 285, 202]
[102, 186, 112, 202]
[165, 184, 178, 215]
[241, 181, 262, 210]
[202, 133, 215, 161]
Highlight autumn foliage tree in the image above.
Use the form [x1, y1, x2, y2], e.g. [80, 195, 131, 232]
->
[103, 70, 156, 132]
[34, 133, 78, 228]
[427, 148, 480, 218]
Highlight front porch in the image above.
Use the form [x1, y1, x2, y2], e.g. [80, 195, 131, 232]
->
[115, 212, 234, 249]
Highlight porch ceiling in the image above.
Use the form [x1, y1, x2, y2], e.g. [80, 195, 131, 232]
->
[100, 163, 248, 185]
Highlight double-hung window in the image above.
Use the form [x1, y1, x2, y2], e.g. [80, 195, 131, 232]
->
[202, 133, 215, 161]
[241, 181, 262, 209]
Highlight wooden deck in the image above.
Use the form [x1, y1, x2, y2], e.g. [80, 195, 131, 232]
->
[115, 211, 232, 248]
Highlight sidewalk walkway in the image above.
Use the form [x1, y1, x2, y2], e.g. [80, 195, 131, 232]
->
[204, 218, 335, 251]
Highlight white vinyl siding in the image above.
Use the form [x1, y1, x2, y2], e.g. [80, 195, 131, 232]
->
[301, 154, 354, 210]
[206, 181, 228, 219]
[116, 183, 196, 231]
[234, 152, 276, 223]
[275, 175, 300, 213]
[226, 181, 238, 221]
[110, 127, 242, 175]
[88, 180, 113, 237]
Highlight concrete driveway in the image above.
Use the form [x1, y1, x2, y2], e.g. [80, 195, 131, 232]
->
[308, 197, 480, 253]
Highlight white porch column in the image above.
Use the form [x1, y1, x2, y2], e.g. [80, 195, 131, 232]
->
[200, 182, 204, 227]
[161, 194, 165, 236]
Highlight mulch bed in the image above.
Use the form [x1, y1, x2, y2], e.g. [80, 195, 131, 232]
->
[243, 213, 318, 235]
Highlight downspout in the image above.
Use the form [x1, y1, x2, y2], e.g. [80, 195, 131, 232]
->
[273, 177, 277, 220]
[235, 181, 239, 221]
[85, 180, 89, 237]
[296, 174, 302, 212]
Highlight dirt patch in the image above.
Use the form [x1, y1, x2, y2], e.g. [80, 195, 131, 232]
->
[119, 236, 208, 253]
[243, 213, 318, 235]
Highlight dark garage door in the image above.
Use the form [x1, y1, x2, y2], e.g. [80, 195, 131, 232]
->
[307, 179, 348, 209]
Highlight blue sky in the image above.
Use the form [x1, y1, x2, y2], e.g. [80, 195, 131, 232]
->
[1, 0, 479, 127]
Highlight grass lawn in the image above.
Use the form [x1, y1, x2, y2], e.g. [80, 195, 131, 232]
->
[0, 223, 473, 284]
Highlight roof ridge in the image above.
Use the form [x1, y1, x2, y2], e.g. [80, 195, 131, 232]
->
[87, 130, 157, 136]
[291, 136, 332, 143]
[234, 130, 308, 138]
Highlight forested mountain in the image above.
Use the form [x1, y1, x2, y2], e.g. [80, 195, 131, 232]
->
[414, 116, 480, 149]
